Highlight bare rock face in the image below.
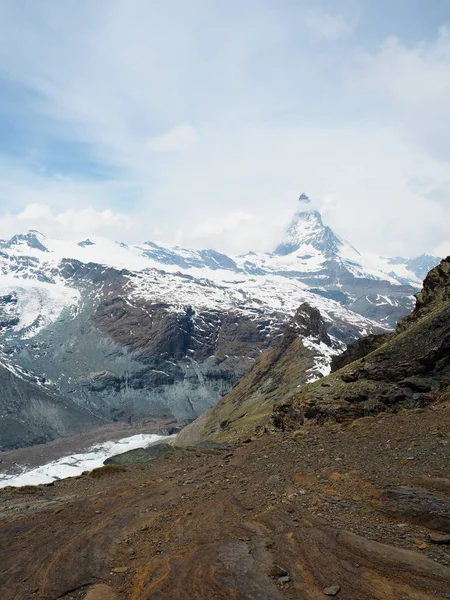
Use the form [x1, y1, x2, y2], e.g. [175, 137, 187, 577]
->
[0, 360, 98, 451]
[93, 297, 278, 362]
[273, 257, 450, 430]
[398, 256, 450, 332]
[330, 333, 392, 372]
[0, 293, 19, 331]
[376, 486, 450, 534]
[289, 303, 332, 346]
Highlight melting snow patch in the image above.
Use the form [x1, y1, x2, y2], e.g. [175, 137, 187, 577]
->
[0, 433, 171, 488]
[302, 336, 342, 383]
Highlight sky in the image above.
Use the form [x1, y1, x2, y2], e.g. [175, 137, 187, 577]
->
[0, 0, 449, 257]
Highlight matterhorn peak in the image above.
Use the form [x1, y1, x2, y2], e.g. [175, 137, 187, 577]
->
[273, 193, 359, 259]
[27, 229, 46, 240]
[298, 192, 311, 203]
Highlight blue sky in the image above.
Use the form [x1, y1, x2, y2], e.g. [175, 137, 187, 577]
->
[0, 0, 449, 256]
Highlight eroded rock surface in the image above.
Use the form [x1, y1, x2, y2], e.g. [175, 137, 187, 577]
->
[0, 408, 448, 600]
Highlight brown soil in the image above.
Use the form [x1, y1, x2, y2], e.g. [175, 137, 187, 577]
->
[0, 407, 449, 600]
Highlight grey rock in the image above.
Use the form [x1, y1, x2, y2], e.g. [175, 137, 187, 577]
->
[324, 585, 341, 596]
[104, 444, 174, 466]
[429, 532, 450, 544]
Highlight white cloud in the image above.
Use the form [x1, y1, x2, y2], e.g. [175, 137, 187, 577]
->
[147, 123, 199, 152]
[17, 203, 54, 221]
[434, 242, 450, 259]
[191, 211, 254, 236]
[355, 26, 450, 160]
[0, 3, 449, 259]
[184, 208, 297, 255]
[1, 203, 134, 241]
[304, 9, 355, 40]
[54, 207, 134, 233]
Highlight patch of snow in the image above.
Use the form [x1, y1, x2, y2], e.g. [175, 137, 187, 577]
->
[0, 433, 172, 488]
[302, 336, 342, 383]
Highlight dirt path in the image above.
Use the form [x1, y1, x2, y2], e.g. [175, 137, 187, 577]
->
[0, 408, 449, 600]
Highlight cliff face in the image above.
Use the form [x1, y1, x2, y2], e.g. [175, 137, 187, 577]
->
[0, 359, 98, 451]
[397, 257, 450, 331]
[330, 333, 393, 373]
[273, 257, 450, 430]
[174, 303, 339, 445]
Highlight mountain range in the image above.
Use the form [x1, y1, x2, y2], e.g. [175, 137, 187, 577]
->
[0, 199, 440, 449]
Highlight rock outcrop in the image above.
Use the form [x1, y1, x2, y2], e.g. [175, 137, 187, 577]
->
[273, 257, 450, 431]
[174, 303, 338, 445]
[330, 332, 393, 372]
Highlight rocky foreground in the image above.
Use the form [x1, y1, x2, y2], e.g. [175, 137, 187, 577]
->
[0, 404, 449, 600]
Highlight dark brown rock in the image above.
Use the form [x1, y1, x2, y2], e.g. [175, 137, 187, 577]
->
[331, 333, 392, 372]
[377, 487, 450, 533]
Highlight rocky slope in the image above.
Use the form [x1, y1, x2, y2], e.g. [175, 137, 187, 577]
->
[0, 406, 448, 600]
[176, 257, 450, 447]
[175, 303, 339, 445]
[0, 353, 98, 451]
[273, 256, 450, 431]
[0, 253, 448, 599]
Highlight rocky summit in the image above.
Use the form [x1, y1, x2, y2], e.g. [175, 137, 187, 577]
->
[0, 203, 441, 450]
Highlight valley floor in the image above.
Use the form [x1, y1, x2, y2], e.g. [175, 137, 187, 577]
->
[0, 418, 178, 476]
[0, 406, 449, 600]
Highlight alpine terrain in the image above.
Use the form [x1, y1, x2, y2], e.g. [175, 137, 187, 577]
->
[0, 196, 440, 450]
[0, 256, 448, 600]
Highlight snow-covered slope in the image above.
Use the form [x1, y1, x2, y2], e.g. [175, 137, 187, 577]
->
[0, 214, 436, 294]
[0, 274, 80, 338]
[241, 208, 433, 289]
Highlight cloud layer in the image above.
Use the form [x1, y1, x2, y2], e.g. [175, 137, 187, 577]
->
[0, 1, 449, 258]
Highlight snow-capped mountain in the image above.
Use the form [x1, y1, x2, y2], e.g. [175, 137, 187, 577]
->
[0, 201, 440, 450]
[243, 207, 434, 288]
